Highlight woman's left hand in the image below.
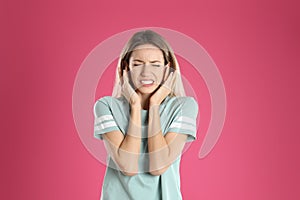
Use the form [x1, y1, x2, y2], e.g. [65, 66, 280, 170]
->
[150, 68, 177, 105]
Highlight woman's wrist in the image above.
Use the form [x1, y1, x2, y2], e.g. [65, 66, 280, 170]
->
[149, 98, 161, 106]
[130, 104, 142, 110]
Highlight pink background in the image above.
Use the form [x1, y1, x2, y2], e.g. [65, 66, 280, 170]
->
[1, 0, 299, 199]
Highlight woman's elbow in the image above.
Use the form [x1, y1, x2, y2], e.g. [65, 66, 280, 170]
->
[117, 162, 139, 176]
[149, 167, 168, 176]
[114, 154, 139, 176]
[121, 171, 138, 176]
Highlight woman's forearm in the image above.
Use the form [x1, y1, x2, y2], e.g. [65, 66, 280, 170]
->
[147, 104, 170, 175]
[117, 105, 141, 175]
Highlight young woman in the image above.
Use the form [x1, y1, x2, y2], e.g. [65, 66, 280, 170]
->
[93, 30, 199, 200]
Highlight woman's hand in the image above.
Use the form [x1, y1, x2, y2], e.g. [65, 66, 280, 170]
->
[150, 67, 177, 106]
[121, 69, 141, 107]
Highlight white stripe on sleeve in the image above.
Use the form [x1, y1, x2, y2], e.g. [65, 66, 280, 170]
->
[95, 121, 118, 131]
[94, 115, 114, 124]
[169, 122, 196, 132]
[174, 116, 196, 125]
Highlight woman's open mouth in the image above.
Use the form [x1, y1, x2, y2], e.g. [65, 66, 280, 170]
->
[140, 80, 154, 87]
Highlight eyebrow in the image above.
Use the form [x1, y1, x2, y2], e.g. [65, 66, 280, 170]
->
[132, 59, 161, 63]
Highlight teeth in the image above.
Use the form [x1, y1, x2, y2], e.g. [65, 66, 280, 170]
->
[141, 80, 154, 84]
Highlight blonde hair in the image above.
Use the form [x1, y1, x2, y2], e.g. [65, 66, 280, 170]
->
[112, 29, 186, 98]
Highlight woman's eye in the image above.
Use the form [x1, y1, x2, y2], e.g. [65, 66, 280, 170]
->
[152, 65, 161, 67]
[133, 64, 161, 67]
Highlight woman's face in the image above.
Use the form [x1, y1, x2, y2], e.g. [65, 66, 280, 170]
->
[128, 44, 168, 95]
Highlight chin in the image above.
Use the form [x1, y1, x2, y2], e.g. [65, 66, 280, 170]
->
[136, 85, 159, 94]
[137, 89, 156, 94]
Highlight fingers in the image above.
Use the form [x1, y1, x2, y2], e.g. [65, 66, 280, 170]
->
[162, 71, 177, 90]
[121, 69, 139, 105]
[170, 71, 177, 86]
[123, 69, 128, 83]
[163, 64, 170, 82]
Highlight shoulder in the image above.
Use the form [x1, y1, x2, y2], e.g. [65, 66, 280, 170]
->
[163, 96, 199, 119]
[165, 96, 198, 108]
[93, 96, 128, 115]
[94, 96, 126, 106]
[184, 96, 198, 109]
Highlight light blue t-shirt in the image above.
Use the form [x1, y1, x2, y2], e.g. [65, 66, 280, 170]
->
[93, 95, 199, 200]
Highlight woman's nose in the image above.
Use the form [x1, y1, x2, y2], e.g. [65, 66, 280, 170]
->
[141, 64, 151, 75]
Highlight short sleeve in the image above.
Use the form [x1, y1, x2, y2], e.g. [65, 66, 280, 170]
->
[167, 97, 199, 142]
[93, 97, 120, 140]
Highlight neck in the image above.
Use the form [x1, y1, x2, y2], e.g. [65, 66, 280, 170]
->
[137, 93, 152, 110]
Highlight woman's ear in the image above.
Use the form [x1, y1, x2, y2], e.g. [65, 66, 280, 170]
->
[127, 68, 136, 89]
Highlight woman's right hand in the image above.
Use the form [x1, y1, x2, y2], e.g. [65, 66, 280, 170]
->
[121, 69, 141, 108]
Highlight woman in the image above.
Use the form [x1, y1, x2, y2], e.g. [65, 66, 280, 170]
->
[93, 29, 199, 200]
